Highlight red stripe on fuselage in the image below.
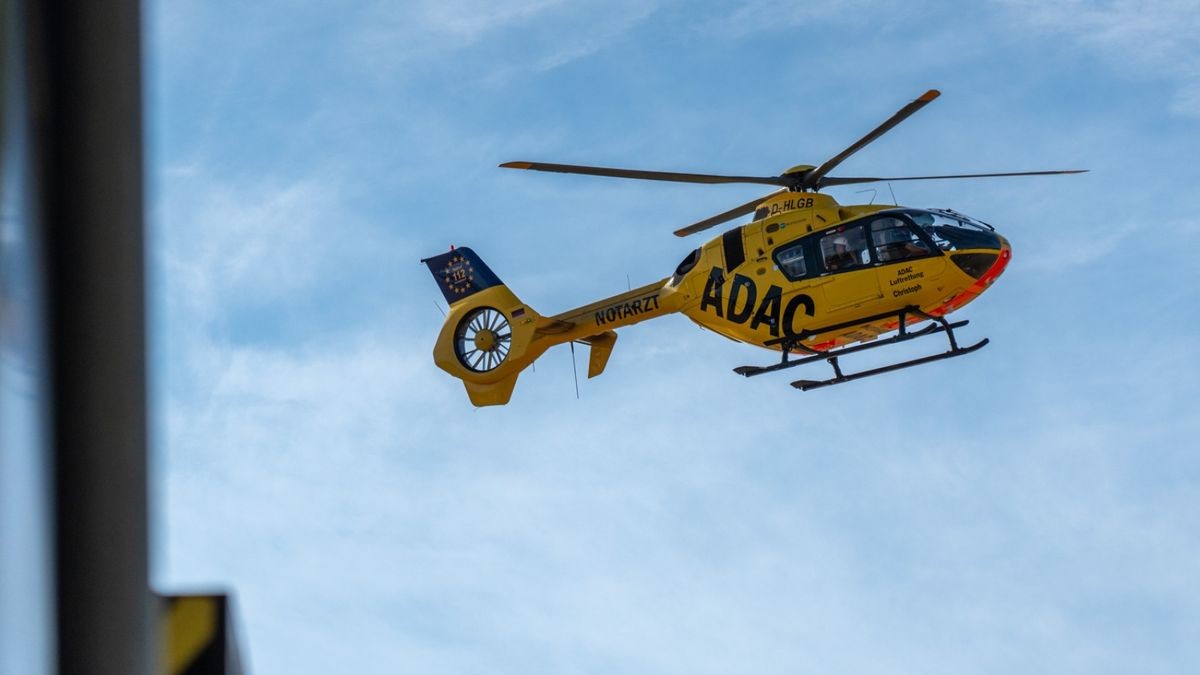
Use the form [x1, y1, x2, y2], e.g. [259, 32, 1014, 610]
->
[929, 246, 1011, 317]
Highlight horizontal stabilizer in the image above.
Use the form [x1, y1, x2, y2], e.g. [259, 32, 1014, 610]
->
[581, 331, 617, 378]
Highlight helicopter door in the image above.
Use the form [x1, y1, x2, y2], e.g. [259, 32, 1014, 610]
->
[869, 215, 946, 296]
[814, 225, 881, 311]
[744, 223, 770, 264]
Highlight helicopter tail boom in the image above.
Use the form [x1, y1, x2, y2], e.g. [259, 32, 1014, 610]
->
[423, 247, 679, 405]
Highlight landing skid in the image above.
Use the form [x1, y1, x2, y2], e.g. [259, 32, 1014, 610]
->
[732, 306, 988, 391]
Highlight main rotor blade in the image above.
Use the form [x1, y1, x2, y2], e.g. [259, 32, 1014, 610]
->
[500, 161, 790, 187]
[803, 89, 941, 190]
[673, 189, 785, 237]
[818, 169, 1088, 188]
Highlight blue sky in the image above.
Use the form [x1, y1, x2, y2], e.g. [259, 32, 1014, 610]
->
[149, 1, 1200, 672]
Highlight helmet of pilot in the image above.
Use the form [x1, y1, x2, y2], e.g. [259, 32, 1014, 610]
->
[911, 212, 935, 227]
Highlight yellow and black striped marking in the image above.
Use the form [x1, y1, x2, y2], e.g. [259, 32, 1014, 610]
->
[160, 594, 243, 675]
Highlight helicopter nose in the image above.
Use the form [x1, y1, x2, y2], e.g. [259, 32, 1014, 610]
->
[971, 237, 1011, 290]
[949, 234, 1010, 281]
[934, 238, 1011, 315]
[984, 236, 1012, 286]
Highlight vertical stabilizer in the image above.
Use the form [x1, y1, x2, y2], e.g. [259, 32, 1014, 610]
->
[421, 247, 503, 306]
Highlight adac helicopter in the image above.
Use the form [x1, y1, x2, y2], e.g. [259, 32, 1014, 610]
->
[422, 89, 1085, 406]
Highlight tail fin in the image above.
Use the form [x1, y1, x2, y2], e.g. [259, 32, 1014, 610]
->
[421, 247, 504, 307]
[422, 248, 546, 406]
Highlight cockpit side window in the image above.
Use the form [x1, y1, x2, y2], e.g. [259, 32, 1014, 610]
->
[870, 216, 932, 263]
[773, 241, 808, 279]
[674, 248, 700, 276]
[820, 226, 868, 272]
[668, 248, 702, 287]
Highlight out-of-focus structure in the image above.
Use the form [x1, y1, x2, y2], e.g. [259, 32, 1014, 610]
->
[1, 0, 244, 672]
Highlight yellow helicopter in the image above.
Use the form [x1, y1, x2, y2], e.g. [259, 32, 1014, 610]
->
[422, 89, 1085, 406]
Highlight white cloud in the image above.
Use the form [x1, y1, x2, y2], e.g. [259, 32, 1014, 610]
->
[157, 169, 407, 324]
[1020, 218, 1142, 270]
[479, 6, 658, 85]
[350, 0, 658, 82]
[160, 176, 331, 319]
[996, 0, 1200, 116]
[170, 335, 441, 456]
[694, 0, 883, 37]
[413, 0, 566, 43]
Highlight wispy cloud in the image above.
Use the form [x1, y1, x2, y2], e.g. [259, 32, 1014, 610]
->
[351, 0, 659, 82]
[158, 170, 402, 322]
[1021, 218, 1143, 271]
[478, 6, 658, 85]
[412, 0, 566, 43]
[692, 0, 884, 37]
[996, 0, 1200, 116]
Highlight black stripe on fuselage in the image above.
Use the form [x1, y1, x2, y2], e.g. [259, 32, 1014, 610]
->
[721, 226, 745, 271]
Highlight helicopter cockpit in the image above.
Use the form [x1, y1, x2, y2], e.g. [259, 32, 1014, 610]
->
[892, 208, 1006, 279]
[899, 208, 1003, 251]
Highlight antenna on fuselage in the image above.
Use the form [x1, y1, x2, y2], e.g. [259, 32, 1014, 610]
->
[569, 341, 581, 399]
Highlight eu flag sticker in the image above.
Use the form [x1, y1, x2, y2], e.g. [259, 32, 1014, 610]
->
[441, 254, 476, 296]
[421, 247, 504, 305]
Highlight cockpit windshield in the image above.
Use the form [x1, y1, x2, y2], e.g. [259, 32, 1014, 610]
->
[898, 208, 1002, 251]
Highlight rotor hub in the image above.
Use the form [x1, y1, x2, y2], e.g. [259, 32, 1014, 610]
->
[474, 329, 499, 352]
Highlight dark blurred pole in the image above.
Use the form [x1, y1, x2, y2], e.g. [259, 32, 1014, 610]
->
[23, 0, 153, 672]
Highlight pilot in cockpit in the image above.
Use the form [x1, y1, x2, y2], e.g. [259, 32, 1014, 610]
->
[910, 212, 938, 243]
[877, 217, 930, 261]
[826, 236, 857, 270]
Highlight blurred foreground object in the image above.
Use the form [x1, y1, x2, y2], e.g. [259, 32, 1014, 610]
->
[2, 0, 246, 672]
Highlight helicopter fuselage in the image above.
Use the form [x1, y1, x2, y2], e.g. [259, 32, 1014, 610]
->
[664, 192, 1011, 351]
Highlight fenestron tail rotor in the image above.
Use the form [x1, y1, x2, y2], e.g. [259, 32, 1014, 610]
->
[501, 89, 1088, 237]
[454, 307, 512, 373]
